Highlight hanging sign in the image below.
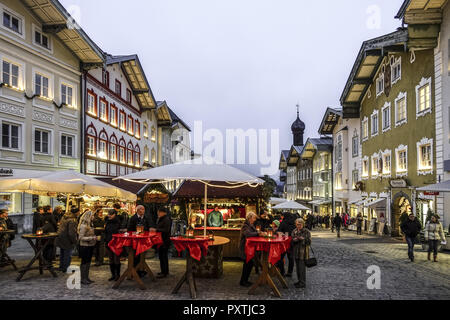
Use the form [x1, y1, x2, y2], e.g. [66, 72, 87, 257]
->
[424, 191, 439, 196]
[390, 180, 407, 188]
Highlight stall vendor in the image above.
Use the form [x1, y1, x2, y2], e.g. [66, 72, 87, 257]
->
[208, 207, 224, 227]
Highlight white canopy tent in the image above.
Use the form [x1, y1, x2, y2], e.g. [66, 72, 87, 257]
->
[115, 157, 265, 236]
[269, 197, 288, 206]
[272, 200, 310, 211]
[0, 169, 137, 203]
[417, 181, 450, 193]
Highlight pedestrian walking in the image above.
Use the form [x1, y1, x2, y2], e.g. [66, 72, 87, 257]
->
[239, 212, 262, 287]
[424, 215, 446, 262]
[400, 213, 422, 262]
[104, 209, 121, 281]
[292, 218, 311, 288]
[78, 211, 99, 285]
[55, 207, 79, 273]
[333, 213, 342, 238]
[356, 213, 363, 235]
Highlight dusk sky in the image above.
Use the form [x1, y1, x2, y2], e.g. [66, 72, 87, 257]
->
[61, 0, 405, 177]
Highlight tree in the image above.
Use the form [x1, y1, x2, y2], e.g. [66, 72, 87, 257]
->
[260, 175, 277, 201]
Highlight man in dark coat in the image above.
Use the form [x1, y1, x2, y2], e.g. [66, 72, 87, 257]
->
[151, 207, 172, 278]
[127, 205, 151, 276]
[334, 213, 342, 238]
[41, 205, 57, 265]
[239, 212, 260, 287]
[32, 206, 44, 234]
[400, 213, 422, 262]
[255, 211, 272, 232]
[276, 212, 296, 277]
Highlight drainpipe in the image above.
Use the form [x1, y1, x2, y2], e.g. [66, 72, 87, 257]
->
[80, 70, 87, 174]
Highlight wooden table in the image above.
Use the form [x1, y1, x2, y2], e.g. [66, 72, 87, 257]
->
[245, 236, 291, 298]
[0, 230, 17, 271]
[17, 233, 58, 281]
[108, 232, 163, 290]
[194, 228, 241, 258]
[192, 236, 230, 278]
[171, 236, 210, 299]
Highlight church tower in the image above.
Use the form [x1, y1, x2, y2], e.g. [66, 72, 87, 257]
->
[291, 104, 305, 147]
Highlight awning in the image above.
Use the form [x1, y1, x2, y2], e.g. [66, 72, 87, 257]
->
[364, 198, 387, 208]
[417, 180, 450, 193]
[319, 200, 332, 205]
[309, 200, 322, 205]
[349, 198, 363, 205]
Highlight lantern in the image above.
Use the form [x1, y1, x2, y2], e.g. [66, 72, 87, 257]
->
[256, 225, 261, 233]
[267, 229, 273, 238]
[208, 231, 214, 241]
[36, 228, 44, 236]
[186, 228, 194, 238]
[136, 225, 144, 234]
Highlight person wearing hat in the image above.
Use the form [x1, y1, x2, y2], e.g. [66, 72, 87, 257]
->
[400, 213, 422, 262]
[55, 207, 79, 273]
[272, 220, 280, 233]
[424, 215, 446, 262]
[105, 209, 122, 281]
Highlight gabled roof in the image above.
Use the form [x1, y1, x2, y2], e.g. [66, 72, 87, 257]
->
[287, 145, 304, 166]
[20, 0, 104, 66]
[340, 29, 408, 118]
[279, 150, 289, 170]
[395, 0, 447, 22]
[106, 54, 156, 110]
[300, 137, 333, 159]
[318, 108, 342, 135]
[167, 106, 191, 132]
[156, 101, 191, 132]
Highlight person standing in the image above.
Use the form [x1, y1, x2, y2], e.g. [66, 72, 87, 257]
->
[93, 208, 105, 266]
[424, 215, 446, 262]
[256, 211, 272, 232]
[400, 213, 422, 262]
[78, 211, 99, 285]
[104, 209, 121, 281]
[53, 206, 64, 225]
[32, 206, 44, 234]
[55, 207, 79, 273]
[356, 213, 363, 235]
[292, 218, 311, 288]
[333, 213, 342, 238]
[277, 212, 296, 277]
[239, 212, 263, 287]
[41, 205, 57, 265]
[151, 207, 172, 278]
[207, 207, 224, 227]
[127, 205, 151, 277]
[0, 210, 11, 264]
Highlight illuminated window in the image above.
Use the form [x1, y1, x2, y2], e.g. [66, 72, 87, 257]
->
[2, 60, 19, 88]
[395, 92, 407, 126]
[35, 73, 49, 98]
[99, 100, 108, 122]
[417, 138, 433, 175]
[87, 93, 96, 116]
[61, 84, 73, 107]
[416, 77, 431, 117]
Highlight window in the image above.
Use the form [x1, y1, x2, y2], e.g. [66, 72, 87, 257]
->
[352, 134, 359, 157]
[127, 143, 134, 165]
[35, 73, 49, 98]
[352, 170, 359, 189]
[144, 146, 149, 162]
[362, 118, 369, 141]
[395, 92, 407, 126]
[391, 57, 401, 84]
[87, 92, 96, 116]
[2, 10, 22, 35]
[371, 154, 379, 177]
[143, 123, 148, 138]
[86, 126, 97, 157]
[135, 120, 140, 138]
[135, 146, 141, 167]
[335, 173, 342, 190]
[61, 84, 73, 107]
[119, 111, 126, 131]
[376, 73, 384, 96]
[127, 116, 134, 135]
[382, 103, 391, 132]
[151, 149, 156, 164]
[417, 138, 433, 175]
[102, 70, 110, 87]
[99, 99, 108, 122]
[416, 77, 432, 117]
[362, 157, 369, 178]
[382, 151, 391, 175]
[395, 145, 408, 176]
[371, 110, 379, 137]
[336, 135, 342, 161]
[110, 105, 118, 127]
[110, 136, 118, 162]
[115, 80, 121, 97]
[2, 60, 19, 88]
[151, 126, 156, 142]
[87, 136, 96, 156]
[34, 28, 50, 50]
[1, 122, 20, 150]
[119, 140, 126, 163]
[34, 129, 50, 154]
[126, 89, 132, 103]
[61, 135, 74, 157]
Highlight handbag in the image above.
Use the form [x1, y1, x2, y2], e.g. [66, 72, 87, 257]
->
[304, 246, 317, 268]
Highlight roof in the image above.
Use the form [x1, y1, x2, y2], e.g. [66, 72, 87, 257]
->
[106, 55, 156, 109]
[318, 108, 342, 135]
[21, 0, 104, 65]
[395, 0, 447, 21]
[96, 178, 147, 194]
[282, 150, 290, 159]
[287, 145, 304, 166]
[340, 29, 409, 118]
[300, 137, 333, 159]
[173, 180, 263, 199]
[167, 106, 191, 132]
[279, 150, 290, 170]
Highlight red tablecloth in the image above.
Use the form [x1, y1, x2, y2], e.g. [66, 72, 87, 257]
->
[171, 236, 210, 261]
[108, 232, 163, 257]
[245, 236, 291, 266]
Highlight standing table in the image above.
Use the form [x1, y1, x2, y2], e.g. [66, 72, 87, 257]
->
[17, 233, 58, 281]
[171, 236, 210, 299]
[245, 236, 291, 298]
[0, 230, 17, 271]
[108, 231, 163, 290]
[192, 236, 230, 279]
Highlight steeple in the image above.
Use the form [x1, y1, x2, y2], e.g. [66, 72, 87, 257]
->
[291, 104, 305, 147]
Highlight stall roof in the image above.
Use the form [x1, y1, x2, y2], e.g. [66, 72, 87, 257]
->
[96, 178, 147, 195]
[173, 180, 263, 199]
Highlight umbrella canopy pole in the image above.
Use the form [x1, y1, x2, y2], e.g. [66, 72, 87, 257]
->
[66, 194, 71, 213]
[204, 183, 208, 237]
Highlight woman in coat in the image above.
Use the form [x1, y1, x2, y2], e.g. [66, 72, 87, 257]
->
[55, 208, 78, 273]
[291, 218, 311, 288]
[239, 212, 263, 287]
[104, 209, 121, 281]
[425, 215, 446, 262]
[77, 211, 99, 285]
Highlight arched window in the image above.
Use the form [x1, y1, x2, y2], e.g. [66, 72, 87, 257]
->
[119, 138, 126, 164]
[110, 134, 118, 162]
[135, 145, 141, 167]
[98, 129, 108, 159]
[127, 141, 134, 166]
[86, 124, 97, 156]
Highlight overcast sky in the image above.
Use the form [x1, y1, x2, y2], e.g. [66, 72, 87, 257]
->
[61, 0, 404, 178]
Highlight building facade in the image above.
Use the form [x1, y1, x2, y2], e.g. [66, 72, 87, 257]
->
[0, 0, 103, 232]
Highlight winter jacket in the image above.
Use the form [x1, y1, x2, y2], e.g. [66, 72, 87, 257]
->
[400, 219, 422, 238]
[239, 220, 259, 259]
[41, 213, 57, 233]
[424, 222, 446, 241]
[105, 216, 121, 244]
[78, 222, 97, 247]
[255, 217, 272, 232]
[333, 215, 342, 228]
[156, 214, 172, 248]
[127, 214, 151, 232]
[278, 213, 296, 235]
[55, 213, 78, 250]
[291, 227, 311, 260]
[356, 216, 363, 228]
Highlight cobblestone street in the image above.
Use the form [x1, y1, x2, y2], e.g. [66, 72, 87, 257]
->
[0, 230, 449, 300]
